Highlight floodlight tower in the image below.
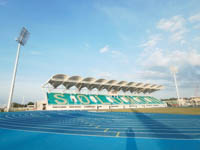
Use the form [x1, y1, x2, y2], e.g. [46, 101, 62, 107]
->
[170, 66, 180, 102]
[21, 96, 25, 105]
[7, 27, 30, 112]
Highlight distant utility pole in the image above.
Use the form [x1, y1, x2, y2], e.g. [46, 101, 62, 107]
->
[7, 27, 30, 112]
[170, 66, 180, 102]
[21, 96, 25, 105]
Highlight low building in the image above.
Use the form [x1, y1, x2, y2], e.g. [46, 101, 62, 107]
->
[190, 97, 200, 106]
[161, 99, 178, 107]
[36, 100, 47, 110]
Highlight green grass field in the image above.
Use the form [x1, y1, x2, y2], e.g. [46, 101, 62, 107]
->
[1, 107, 200, 115]
[99, 107, 200, 115]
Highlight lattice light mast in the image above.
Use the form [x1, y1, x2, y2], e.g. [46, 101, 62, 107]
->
[170, 66, 180, 102]
[7, 27, 30, 112]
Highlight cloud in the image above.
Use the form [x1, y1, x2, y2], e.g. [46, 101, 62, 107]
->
[139, 34, 162, 48]
[141, 48, 169, 67]
[157, 16, 186, 42]
[189, 13, 200, 30]
[137, 15, 200, 93]
[194, 24, 200, 29]
[99, 45, 109, 53]
[193, 36, 200, 42]
[170, 29, 186, 42]
[137, 48, 200, 91]
[99, 45, 129, 64]
[157, 16, 186, 32]
[189, 13, 200, 22]
[142, 49, 200, 68]
[187, 51, 200, 66]
[135, 70, 169, 81]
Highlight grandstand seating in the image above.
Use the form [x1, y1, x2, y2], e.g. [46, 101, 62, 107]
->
[47, 93, 165, 106]
[43, 74, 166, 110]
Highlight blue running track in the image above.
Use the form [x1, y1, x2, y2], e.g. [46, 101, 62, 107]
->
[0, 111, 200, 150]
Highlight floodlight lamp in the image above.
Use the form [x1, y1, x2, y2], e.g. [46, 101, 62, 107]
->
[170, 66, 178, 74]
[16, 27, 30, 46]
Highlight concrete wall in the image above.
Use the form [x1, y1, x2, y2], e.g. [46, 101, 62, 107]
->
[45, 104, 167, 110]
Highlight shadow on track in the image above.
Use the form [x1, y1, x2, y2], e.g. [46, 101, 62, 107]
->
[126, 127, 137, 150]
[131, 110, 200, 150]
[133, 111, 192, 139]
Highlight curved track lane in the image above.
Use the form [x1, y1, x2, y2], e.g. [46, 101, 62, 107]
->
[0, 111, 200, 139]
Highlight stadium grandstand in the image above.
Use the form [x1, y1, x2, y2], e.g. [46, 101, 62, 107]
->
[40, 74, 167, 110]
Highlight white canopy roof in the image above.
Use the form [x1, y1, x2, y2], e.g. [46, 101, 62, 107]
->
[43, 74, 164, 94]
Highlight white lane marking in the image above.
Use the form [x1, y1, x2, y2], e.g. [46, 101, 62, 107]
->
[1, 117, 199, 127]
[0, 126, 200, 140]
[1, 119, 200, 130]
[0, 123, 200, 135]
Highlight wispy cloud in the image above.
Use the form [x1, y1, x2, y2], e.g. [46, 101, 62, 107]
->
[141, 49, 200, 68]
[189, 13, 200, 30]
[157, 16, 186, 32]
[135, 13, 200, 95]
[193, 36, 200, 42]
[99, 45, 129, 64]
[137, 47, 200, 90]
[99, 45, 109, 53]
[157, 16, 187, 42]
[194, 24, 200, 29]
[189, 13, 200, 22]
[170, 29, 186, 42]
[135, 70, 169, 81]
[139, 34, 162, 48]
